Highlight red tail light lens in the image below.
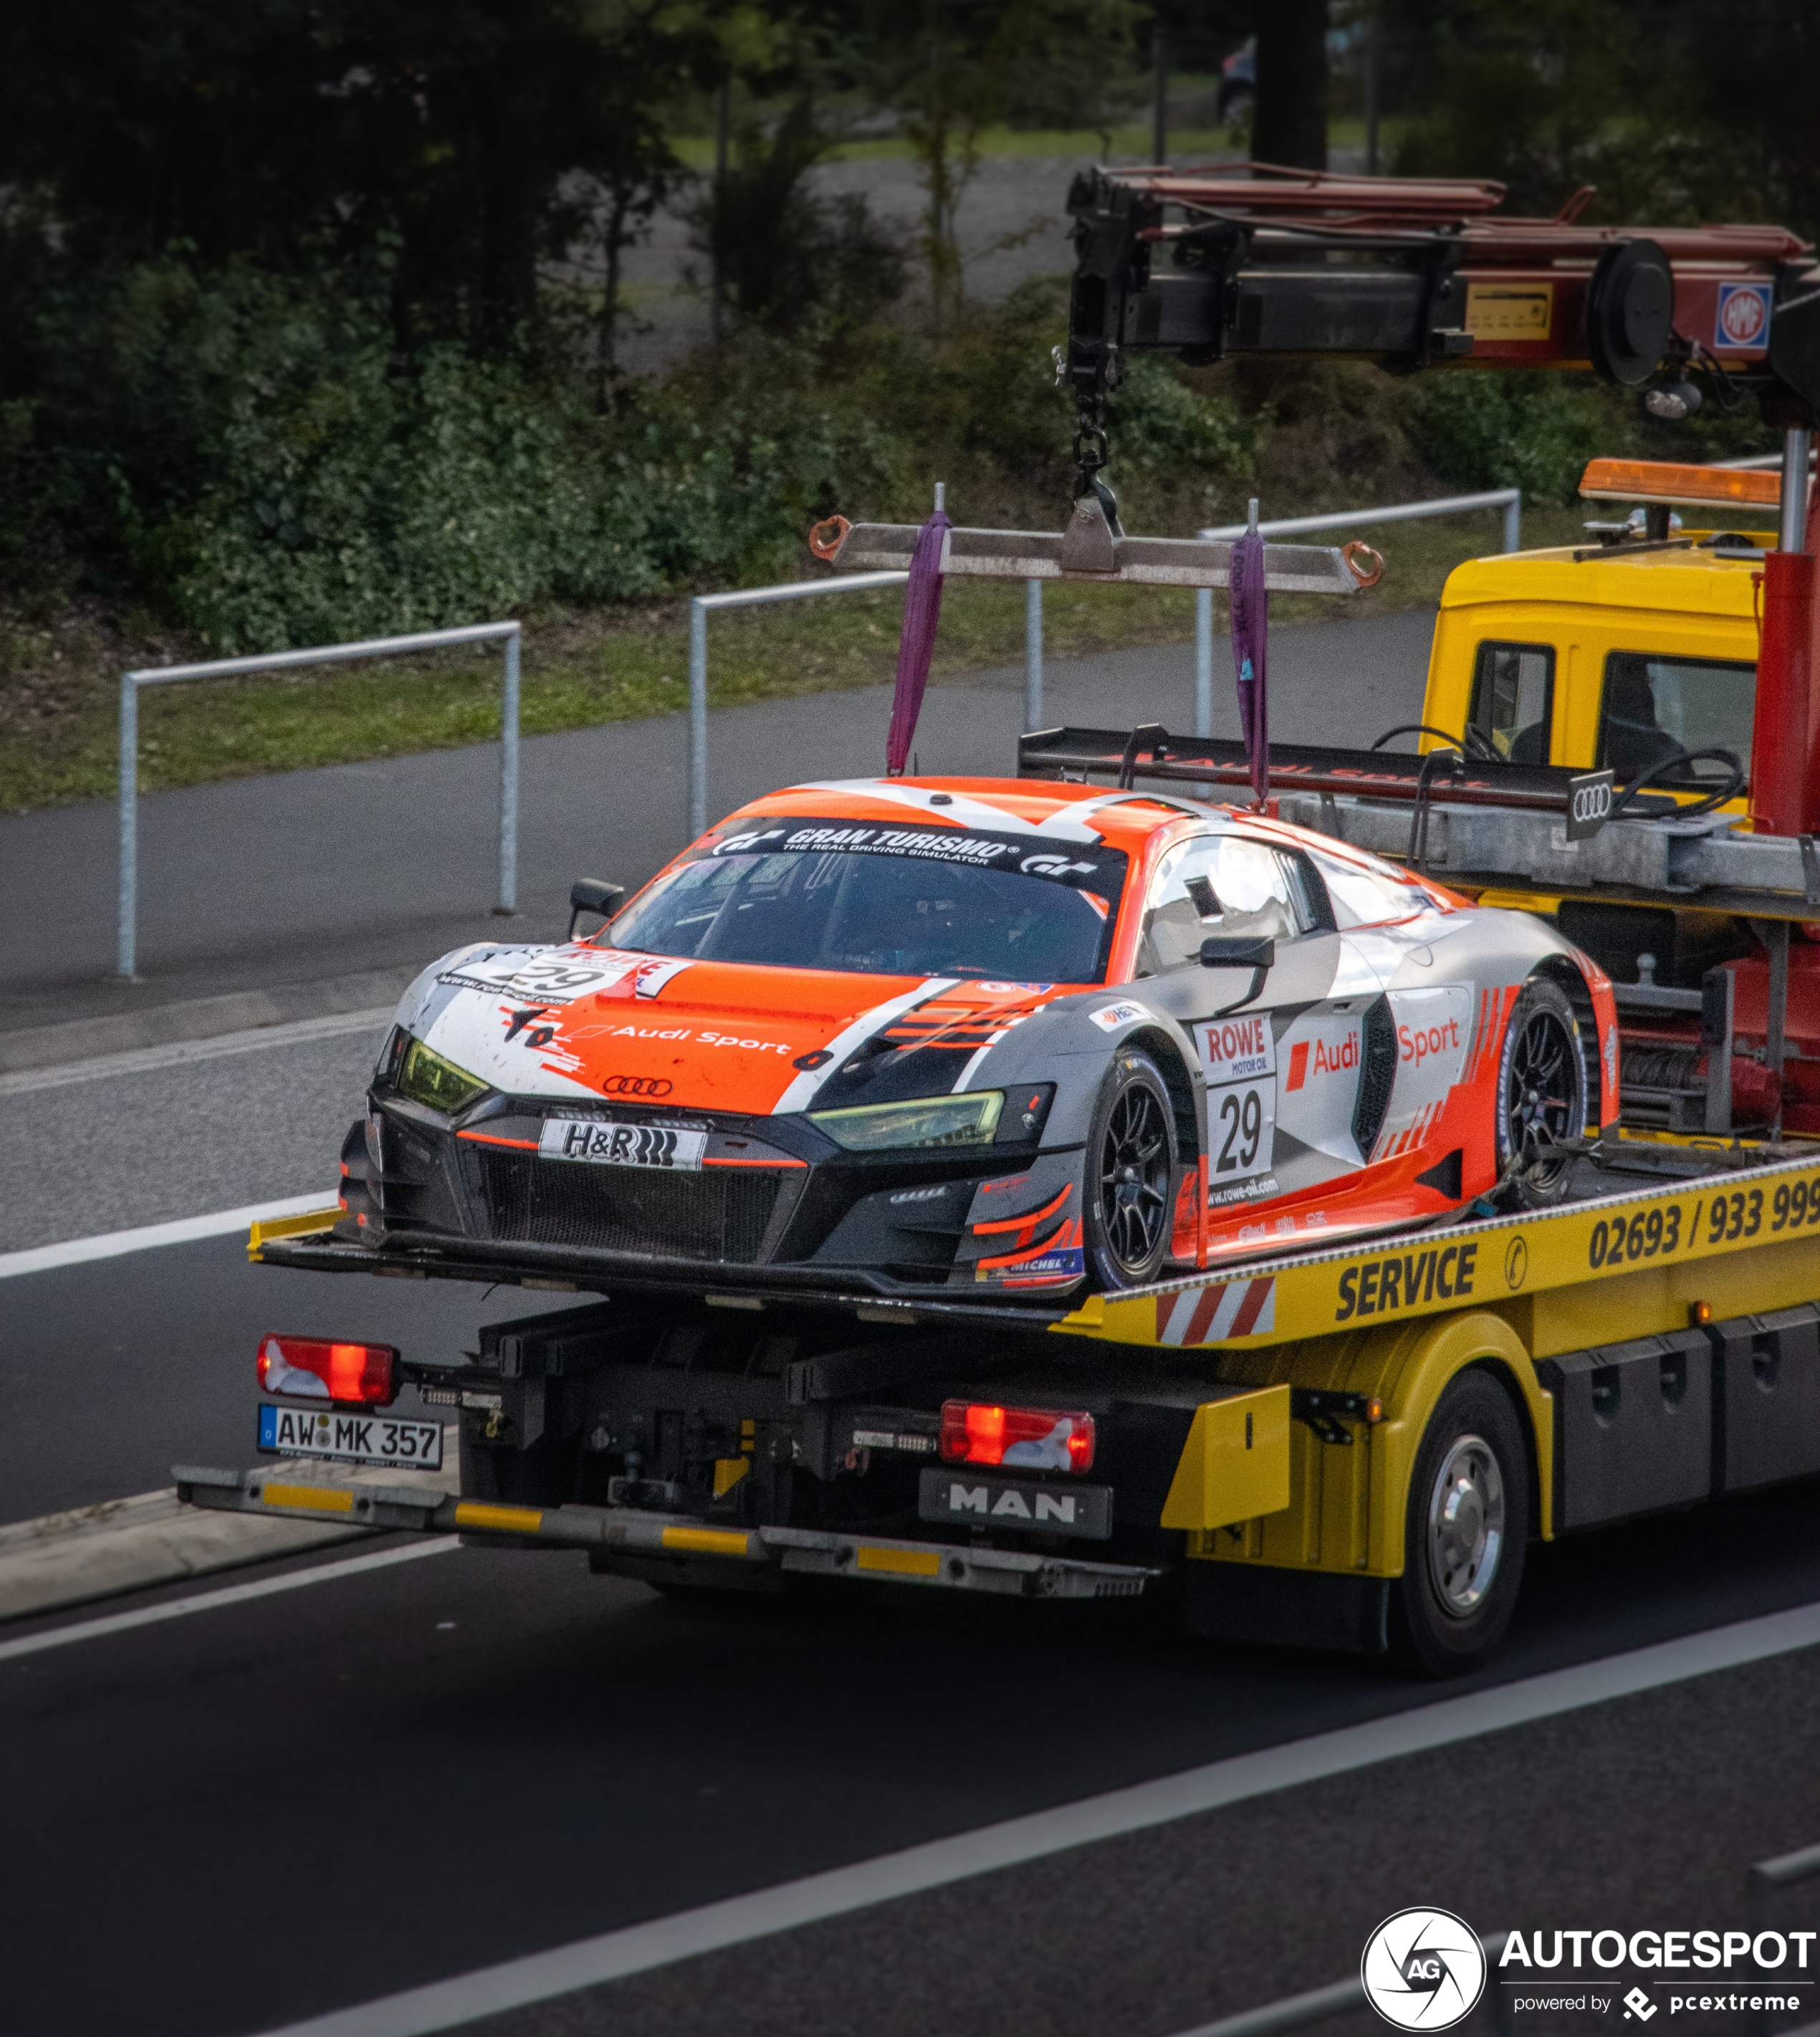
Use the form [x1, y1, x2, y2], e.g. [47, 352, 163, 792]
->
[939, 1401, 1095, 1473]
[258, 1335, 398, 1407]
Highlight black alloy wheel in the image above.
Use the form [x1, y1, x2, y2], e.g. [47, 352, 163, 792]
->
[1086, 1050, 1177, 1288]
[1495, 977, 1586, 1208]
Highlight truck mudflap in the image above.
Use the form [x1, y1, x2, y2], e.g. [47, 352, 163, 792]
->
[171, 1467, 1160, 1601]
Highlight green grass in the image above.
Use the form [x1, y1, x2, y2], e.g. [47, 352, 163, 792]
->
[669, 119, 1248, 171]
[0, 505, 1589, 813]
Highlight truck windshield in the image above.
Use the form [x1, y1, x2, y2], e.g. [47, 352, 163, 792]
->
[1596, 652, 1756, 781]
[611, 817, 1128, 982]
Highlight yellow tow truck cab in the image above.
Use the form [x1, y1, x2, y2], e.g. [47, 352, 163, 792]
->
[1423, 538, 1761, 792]
[1411, 459, 1819, 1129]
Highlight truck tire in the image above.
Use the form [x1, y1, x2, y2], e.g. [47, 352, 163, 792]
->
[1084, 1048, 1177, 1289]
[1394, 1368, 1528, 1677]
[1495, 977, 1585, 1207]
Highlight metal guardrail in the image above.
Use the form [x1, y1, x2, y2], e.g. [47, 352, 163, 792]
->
[686, 570, 909, 838]
[1189, 489, 1524, 746]
[1163, 1932, 1515, 2037]
[116, 620, 522, 979]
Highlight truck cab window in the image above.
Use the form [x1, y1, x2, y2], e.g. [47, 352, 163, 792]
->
[1136, 834, 1323, 974]
[1596, 651, 1756, 782]
[1467, 641, 1555, 764]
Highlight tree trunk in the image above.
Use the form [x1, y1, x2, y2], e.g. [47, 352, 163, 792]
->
[598, 191, 629, 408]
[1253, 0, 1330, 172]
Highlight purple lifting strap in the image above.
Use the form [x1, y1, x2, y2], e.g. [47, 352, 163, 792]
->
[1229, 527, 1269, 805]
[886, 507, 950, 776]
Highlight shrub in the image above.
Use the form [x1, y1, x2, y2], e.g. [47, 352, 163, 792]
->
[1409, 372, 1611, 505]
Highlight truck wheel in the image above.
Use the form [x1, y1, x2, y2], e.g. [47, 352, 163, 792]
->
[1394, 1369, 1528, 1677]
[1495, 977, 1585, 1207]
[1085, 1049, 1177, 1289]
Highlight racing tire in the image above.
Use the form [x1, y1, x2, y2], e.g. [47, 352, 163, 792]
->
[1084, 1048, 1178, 1290]
[1495, 977, 1586, 1208]
[1392, 1369, 1528, 1678]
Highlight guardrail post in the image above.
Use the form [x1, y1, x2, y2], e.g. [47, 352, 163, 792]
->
[1195, 586, 1215, 738]
[689, 596, 709, 840]
[1503, 491, 1523, 554]
[498, 625, 520, 915]
[1025, 578, 1044, 730]
[117, 672, 139, 979]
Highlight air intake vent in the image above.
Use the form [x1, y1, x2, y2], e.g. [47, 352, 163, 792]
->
[1352, 996, 1399, 1158]
[473, 1151, 780, 1262]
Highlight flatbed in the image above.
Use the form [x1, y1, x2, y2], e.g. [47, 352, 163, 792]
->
[186, 1128, 1820, 1672]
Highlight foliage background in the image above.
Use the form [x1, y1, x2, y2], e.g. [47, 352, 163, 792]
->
[0, 0, 1806, 799]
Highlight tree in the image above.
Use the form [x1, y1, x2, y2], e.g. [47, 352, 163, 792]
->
[1252, 0, 1329, 171]
[0, 0, 707, 360]
[846, 0, 1140, 328]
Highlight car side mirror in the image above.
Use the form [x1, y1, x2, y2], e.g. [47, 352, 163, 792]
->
[1199, 936, 1275, 969]
[1199, 934, 1274, 1017]
[567, 878, 625, 941]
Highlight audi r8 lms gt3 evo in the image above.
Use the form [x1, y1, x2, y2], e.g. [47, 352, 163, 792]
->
[338, 776, 1619, 1301]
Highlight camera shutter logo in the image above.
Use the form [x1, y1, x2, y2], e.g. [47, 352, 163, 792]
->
[1361, 1909, 1487, 2029]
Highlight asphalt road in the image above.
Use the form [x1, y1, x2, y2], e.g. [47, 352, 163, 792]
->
[6, 1479, 1820, 2037]
[0, 1021, 388, 1252]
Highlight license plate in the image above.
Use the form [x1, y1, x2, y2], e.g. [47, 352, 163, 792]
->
[258, 1404, 444, 1471]
[539, 1118, 707, 1170]
[917, 1467, 1111, 1540]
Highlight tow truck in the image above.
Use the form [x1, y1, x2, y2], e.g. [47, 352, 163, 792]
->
[177, 172, 1820, 1674]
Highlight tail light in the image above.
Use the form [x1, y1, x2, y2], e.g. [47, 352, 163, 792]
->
[258, 1335, 398, 1407]
[940, 1400, 1095, 1473]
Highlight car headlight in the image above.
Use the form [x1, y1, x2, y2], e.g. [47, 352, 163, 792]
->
[396, 1037, 489, 1115]
[809, 1090, 1004, 1151]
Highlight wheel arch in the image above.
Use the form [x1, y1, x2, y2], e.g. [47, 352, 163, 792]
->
[1532, 954, 1602, 1133]
[1369, 1309, 1553, 1564]
[1124, 1025, 1202, 1161]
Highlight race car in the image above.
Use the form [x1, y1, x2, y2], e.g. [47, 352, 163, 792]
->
[337, 775, 1619, 1302]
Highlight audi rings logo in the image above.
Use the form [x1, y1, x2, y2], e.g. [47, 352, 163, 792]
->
[1566, 769, 1616, 843]
[1572, 782, 1611, 826]
[1361, 1909, 1487, 2030]
[600, 1075, 673, 1098]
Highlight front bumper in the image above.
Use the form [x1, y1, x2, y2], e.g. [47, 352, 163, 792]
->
[341, 1084, 1086, 1303]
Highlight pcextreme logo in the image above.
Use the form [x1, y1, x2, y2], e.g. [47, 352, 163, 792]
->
[1362, 1909, 1488, 2030]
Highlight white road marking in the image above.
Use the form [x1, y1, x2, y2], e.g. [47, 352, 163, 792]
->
[0, 1540, 456, 1664]
[0, 1191, 337, 1280]
[0, 1006, 393, 1098]
[249, 1598, 1820, 2037]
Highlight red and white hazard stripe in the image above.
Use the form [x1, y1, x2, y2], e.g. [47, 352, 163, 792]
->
[1152, 1275, 1276, 1347]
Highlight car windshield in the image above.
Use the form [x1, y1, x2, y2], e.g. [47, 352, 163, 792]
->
[610, 815, 1128, 982]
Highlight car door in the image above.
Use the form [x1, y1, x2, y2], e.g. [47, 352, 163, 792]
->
[1136, 832, 1369, 1211]
[1307, 843, 1475, 1164]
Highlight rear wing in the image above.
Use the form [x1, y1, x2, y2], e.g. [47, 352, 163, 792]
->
[1017, 724, 1611, 817]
